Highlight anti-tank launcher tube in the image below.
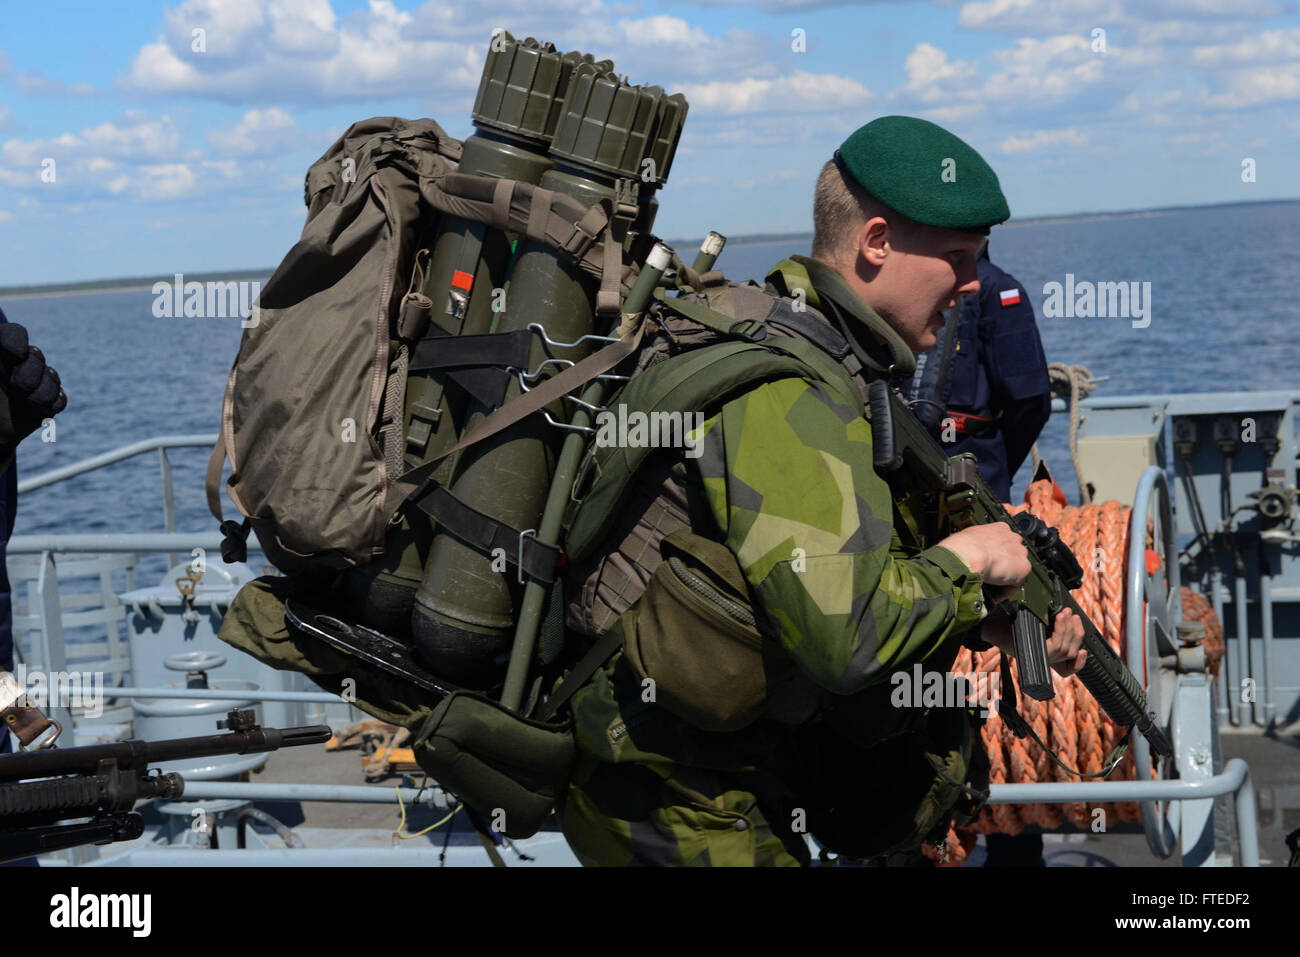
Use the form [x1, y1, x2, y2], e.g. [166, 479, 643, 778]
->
[340, 33, 610, 638]
[412, 68, 687, 686]
[499, 241, 676, 710]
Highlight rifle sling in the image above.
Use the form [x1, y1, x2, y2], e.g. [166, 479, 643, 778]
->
[997, 652, 1129, 779]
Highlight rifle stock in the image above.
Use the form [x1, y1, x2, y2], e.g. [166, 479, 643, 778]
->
[868, 380, 1173, 759]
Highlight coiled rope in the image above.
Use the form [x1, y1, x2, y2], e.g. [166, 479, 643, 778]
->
[1030, 363, 1100, 504]
[921, 477, 1224, 866]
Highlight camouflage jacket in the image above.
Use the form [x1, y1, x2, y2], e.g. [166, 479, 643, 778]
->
[568, 255, 989, 772]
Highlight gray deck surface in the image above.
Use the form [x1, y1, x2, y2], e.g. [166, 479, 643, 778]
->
[232, 723, 1298, 866]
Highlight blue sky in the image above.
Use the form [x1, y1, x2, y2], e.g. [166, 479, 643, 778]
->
[2, 0, 1298, 285]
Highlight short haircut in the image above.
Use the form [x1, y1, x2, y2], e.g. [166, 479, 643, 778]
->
[810, 158, 916, 267]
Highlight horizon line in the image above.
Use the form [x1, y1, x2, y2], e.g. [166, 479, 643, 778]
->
[2, 195, 1295, 299]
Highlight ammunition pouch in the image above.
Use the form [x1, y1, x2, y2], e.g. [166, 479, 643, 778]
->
[619, 529, 805, 733]
[410, 692, 575, 840]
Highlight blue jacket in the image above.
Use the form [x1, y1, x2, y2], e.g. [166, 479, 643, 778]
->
[914, 257, 1051, 500]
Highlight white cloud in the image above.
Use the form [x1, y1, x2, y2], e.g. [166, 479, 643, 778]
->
[959, 0, 1274, 34]
[616, 16, 712, 48]
[0, 106, 10, 132]
[121, 1, 776, 101]
[138, 164, 199, 199]
[983, 36, 1104, 100]
[959, 0, 1126, 33]
[1205, 64, 1300, 108]
[14, 72, 98, 96]
[122, 0, 481, 101]
[904, 43, 977, 103]
[0, 113, 179, 166]
[919, 103, 987, 124]
[679, 71, 870, 115]
[1193, 29, 1300, 65]
[81, 112, 181, 158]
[999, 128, 1089, 153]
[0, 211, 13, 224]
[207, 107, 298, 157]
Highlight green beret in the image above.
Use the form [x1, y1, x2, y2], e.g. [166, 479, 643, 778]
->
[835, 115, 1010, 230]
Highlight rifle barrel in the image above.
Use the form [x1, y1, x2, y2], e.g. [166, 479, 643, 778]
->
[0, 725, 332, 781]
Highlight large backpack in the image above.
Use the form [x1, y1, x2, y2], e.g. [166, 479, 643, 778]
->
[205, 116, 638, 577]
[205, 117, 463, 576]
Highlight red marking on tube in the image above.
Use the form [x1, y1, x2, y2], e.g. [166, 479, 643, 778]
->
[451, 270, 474, 291]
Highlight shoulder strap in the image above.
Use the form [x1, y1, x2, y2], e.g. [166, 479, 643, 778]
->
[652, 288, 864, 407]
[565, 336, 857, 562]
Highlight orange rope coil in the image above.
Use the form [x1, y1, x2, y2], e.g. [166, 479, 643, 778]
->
[922, 478, 1224, 866]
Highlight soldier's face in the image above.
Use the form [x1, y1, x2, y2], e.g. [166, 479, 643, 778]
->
[848, 219, 984, 351]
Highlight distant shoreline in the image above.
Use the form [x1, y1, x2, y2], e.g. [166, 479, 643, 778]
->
[3, 197, 1295, 300]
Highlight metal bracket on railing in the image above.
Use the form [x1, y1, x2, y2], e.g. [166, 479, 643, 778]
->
[175, 567, 204, 624]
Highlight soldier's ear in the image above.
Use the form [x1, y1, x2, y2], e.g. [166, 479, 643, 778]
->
[858, 216, 890, 267]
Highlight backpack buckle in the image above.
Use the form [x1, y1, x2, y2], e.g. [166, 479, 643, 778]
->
[728, 318, 767, 342]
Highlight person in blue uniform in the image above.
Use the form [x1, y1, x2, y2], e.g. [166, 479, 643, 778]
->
[909, 246, 1052, 865]
[909, 244, 1050, 501]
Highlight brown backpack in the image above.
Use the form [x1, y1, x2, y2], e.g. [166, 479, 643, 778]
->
[205, 117, 463, 576]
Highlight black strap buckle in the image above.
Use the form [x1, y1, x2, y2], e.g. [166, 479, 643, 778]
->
[219, 519, 251, 564]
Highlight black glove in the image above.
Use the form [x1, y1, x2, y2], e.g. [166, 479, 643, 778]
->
[0, 322, 68, 450]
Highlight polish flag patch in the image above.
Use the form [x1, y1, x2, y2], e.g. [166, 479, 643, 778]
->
[999, 288, 1021, 307]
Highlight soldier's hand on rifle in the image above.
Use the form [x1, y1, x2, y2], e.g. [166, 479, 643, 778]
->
[939, 522, 1030, 598]
[981, 607, 1088, 678]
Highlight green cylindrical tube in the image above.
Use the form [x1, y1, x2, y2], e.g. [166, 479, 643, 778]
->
[499, 242, 674, 710]
[692, 231, 726, 273]
[412, 69, 666, 686]
[338, 34, 608, 637]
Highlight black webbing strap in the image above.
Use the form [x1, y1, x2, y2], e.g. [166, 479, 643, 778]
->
[384, 317, 649, 523]
[762, 297, 852, 360]
[537, 627, 625, 722]
[412, 484, 562, 584]
[408, 328, 532, 407]
[407, 329, 532, 373]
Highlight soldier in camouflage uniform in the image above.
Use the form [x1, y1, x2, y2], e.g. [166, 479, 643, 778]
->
[557, 116, 1087, 866]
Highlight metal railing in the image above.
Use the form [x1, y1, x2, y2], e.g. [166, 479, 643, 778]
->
[5, 434, 1265, 866]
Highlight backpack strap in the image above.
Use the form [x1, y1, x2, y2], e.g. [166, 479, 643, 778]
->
[383, 315, 652, 524]
[565, 336, 859, 562]
[420, 173, 637, 305]
[653, 289, 864, 408]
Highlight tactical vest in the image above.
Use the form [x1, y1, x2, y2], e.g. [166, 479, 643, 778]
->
[563, 258, 880, 641]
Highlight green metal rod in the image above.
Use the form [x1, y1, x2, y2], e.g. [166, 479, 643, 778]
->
[691, 231, 726, 273]
[500, 242, 674, 712]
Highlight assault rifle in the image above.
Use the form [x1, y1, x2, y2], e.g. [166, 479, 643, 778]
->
[0, 692, 330, 862]
[867, 379, 1174, 760]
